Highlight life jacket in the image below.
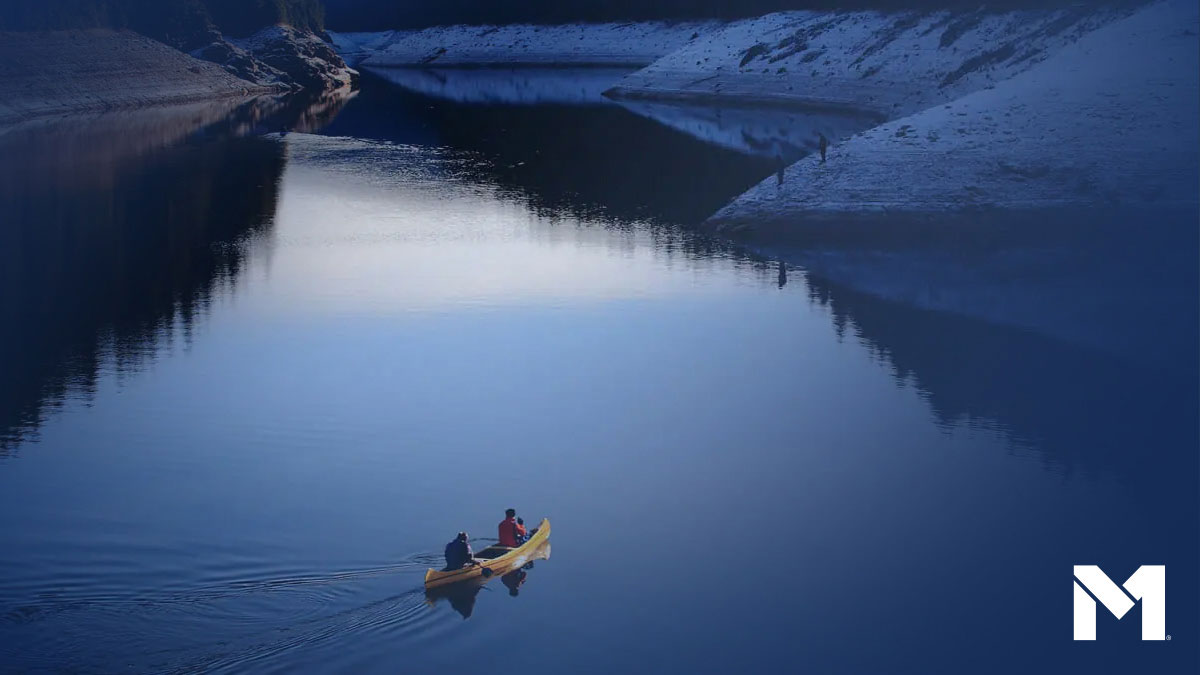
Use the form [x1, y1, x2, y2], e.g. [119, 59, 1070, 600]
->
[498, 517, 526, 547]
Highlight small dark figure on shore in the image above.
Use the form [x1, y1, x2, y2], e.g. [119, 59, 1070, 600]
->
[818, 133, 829, 162]
[775, 152, 786, 187]
[778, 261, 787, 289]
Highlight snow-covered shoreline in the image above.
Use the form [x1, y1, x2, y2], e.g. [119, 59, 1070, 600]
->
[366, 67, 631, 105]
[0, 29, 279, 126]
[329, 4, 1196, 230]
[604, 7, 1129, 117]
[331, 21, 720, 69]
[707, 0, 1198, 234]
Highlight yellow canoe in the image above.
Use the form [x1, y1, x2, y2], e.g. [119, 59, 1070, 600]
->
[424, 518, 551, 589]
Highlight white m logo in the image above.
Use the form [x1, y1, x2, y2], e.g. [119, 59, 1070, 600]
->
[1073, 565, 1165, 640]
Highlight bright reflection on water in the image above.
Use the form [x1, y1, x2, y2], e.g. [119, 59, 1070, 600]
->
[0, 81, 1196, 674]
[261, 137, 746, 313]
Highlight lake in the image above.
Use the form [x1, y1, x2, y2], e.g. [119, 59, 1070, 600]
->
[0, 71, 1196, 673]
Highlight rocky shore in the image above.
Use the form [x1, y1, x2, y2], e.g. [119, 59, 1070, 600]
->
[214, 25, 357, 92]
[0, 30, 276, 124]
[1, 23, 356, 126]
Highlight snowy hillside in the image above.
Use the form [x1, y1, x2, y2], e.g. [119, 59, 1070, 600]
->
[367, 67, 630, 105]
[708, 0, 1199, 233]
[606, 6, 1129, 118]
[331, 21, 721, 69]
[327, 30, 400, 67]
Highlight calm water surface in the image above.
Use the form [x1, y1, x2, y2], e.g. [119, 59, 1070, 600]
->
[0, 74, 1196, 673]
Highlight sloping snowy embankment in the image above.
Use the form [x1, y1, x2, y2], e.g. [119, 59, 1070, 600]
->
[327, 30, 401, 67]
[0, 30, 277, 125]
[367, 67, 632, 105]
[709, 0, 1199, 234]
[331, 21, 721, 69]
[605, 6, 1128, 117]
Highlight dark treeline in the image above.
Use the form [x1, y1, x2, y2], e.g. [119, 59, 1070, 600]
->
[0, 1, 324, 39]
[0, 88, 363, 453]
[322, 0, 1121, 31]
[208, 0, 325, 36]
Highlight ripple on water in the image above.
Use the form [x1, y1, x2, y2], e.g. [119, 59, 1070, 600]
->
[0, 552, 447, 672]
[182, 586, 444, 674]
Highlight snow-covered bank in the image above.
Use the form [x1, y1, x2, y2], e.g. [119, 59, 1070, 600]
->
[605, 6, 1128, 116]
[708, 0, 1198, 234]
[0, 30, 277, 124]
[332, 21, 720, 69]
[367, 67, 629, 105]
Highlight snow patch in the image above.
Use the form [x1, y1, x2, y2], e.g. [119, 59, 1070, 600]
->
[367, 67, 630, 105]
[327, 30, 399, 67]
[331, 21, 721, 69]
[607, 6, 1129, 117]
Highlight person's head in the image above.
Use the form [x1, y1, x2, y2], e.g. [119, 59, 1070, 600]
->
[505, 508, 516, 519]
[457, 532, 468, 542]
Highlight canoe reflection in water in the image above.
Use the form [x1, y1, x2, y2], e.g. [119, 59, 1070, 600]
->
[425, 539, 551, 619]
[501, 568, 528, 596]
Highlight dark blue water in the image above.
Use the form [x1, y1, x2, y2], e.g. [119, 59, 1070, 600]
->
[0, 75, 1196, 673]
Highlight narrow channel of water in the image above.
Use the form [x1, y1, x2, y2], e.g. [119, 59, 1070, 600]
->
[0, 72, 1194, 673]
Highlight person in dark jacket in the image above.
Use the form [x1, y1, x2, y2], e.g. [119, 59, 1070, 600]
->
[444, 532, 478, 571]
[818, 133, 829, 162]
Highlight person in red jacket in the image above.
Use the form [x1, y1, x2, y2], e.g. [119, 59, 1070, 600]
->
[498, 508, 527, 547]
